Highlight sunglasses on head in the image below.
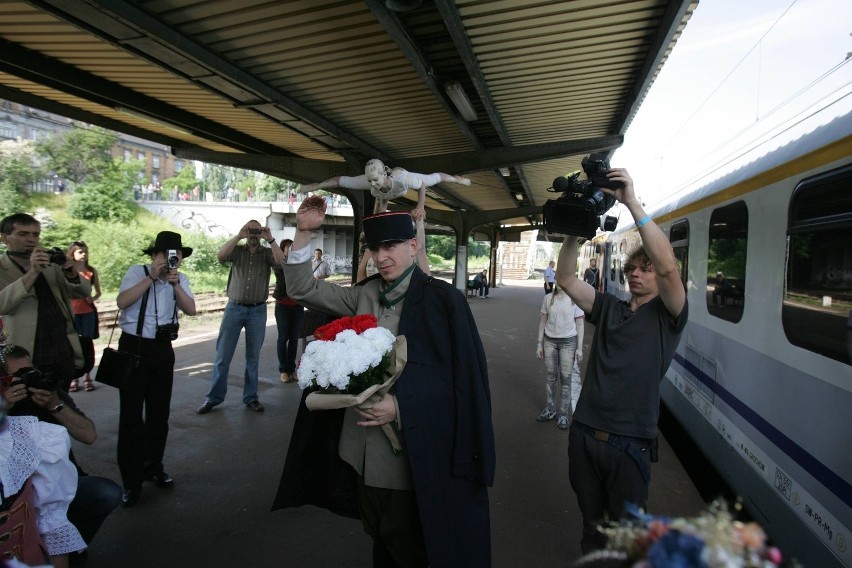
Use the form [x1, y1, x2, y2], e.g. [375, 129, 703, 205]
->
[72, 241, 87, 247]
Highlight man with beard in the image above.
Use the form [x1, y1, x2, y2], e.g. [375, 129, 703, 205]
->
[197, 220, 284, 414]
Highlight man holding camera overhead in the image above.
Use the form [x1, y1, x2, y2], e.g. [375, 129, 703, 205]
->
[115, 230, 196, 507]
[552, 166, 687, 553]
[197, 220, 284, 415]
[0, 213, 92, 391]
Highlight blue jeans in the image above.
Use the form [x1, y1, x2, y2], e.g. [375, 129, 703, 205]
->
[205, 301, 267, 405]
[68, 475, 123, 543]
[275, 303, 304, 373]
[543, 335, 578, 416]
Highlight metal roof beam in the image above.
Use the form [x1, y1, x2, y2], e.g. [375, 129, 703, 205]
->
[27, 0, 386, 161]
[0, 38, 284, 156]
[397, 135, 624, 175]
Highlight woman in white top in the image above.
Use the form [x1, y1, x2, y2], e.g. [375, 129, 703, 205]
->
[536, 284, 585, 430]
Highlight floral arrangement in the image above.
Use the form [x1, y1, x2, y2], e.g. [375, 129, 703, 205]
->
[575, 502, 784, 568]
[297, 314, 396, 394]
[297, 314, 407, 454]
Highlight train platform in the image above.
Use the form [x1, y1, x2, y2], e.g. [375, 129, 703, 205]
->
[71, 278, 705, 567]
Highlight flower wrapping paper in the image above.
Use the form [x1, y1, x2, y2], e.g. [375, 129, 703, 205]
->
[304, 335, 408, 454]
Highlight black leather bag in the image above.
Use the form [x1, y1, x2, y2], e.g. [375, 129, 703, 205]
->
[96, 347, 142, 390]
[96, 268, 149, 390]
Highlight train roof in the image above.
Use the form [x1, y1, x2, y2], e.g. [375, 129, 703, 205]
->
[624, 91, 852, 229]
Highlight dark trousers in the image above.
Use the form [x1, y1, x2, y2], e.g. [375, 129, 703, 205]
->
[68, 475, 123, 543]
[568, 423, 652, 553]
[275, 303, 304, 374]
[356, 476, 428, 568]
[116, 332, 175, 491]
[544, 281, 554, 294]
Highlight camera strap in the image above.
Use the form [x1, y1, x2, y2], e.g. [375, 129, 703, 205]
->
[140, 266, 154, 333]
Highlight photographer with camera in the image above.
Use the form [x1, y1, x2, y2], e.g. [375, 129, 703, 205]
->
[115, 231, 196, 507]
[551, 165, 687, 553]
[0, 213, 92, 392]
[197, 220, 283, 415]
[3, 345, 122, 565]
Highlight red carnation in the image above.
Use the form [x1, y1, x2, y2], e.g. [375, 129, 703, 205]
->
[314, 314, 378, 341]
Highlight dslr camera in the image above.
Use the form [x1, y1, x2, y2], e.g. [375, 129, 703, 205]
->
[167, 249, 180, 269]
[542, 153, 620, 239]
[47, 247, 67, 265]
[10, 367, 61, 392]
[156, 322, 180, 342]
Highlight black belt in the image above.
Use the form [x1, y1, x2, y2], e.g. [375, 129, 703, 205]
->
[234, 301, 266, 307]
[571, 420, 651, 446]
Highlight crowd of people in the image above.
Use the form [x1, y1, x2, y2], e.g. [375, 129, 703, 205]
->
[0, 159, 690, 567]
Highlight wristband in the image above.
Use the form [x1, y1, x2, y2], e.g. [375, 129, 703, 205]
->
[268, 238, 275, 244]
[636, 215, 652, 228]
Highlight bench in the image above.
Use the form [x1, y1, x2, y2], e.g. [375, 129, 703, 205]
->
[467, 277, 477, 298]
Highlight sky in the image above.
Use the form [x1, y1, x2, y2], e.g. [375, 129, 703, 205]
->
[613, 0, 852, 208]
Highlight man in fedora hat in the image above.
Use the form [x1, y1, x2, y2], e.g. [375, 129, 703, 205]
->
[196, 220, 284, 414]
[0, 213, 92, 391]
[114, 230, 196, 507]
[280, 196, 495, 568]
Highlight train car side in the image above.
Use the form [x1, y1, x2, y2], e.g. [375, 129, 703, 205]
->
[603, 108, 852, 567]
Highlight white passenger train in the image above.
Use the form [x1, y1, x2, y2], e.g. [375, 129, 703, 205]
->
[579, 95, 851, 567]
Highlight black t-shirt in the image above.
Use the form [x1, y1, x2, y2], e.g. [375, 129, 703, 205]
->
[583, 267, 599, 288]
[574, 292, 688, 439]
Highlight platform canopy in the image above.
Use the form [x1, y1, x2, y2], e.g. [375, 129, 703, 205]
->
[0, 0, 696, 228]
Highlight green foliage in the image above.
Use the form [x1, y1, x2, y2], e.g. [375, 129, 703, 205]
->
[0, 140, 40, 218]
[67, 159, 141, 222]
[0, 180, 25, 220]
[161, 166, 199, 193]
[256, 174, 299, 201]
[708, 237, 747, 279]
[425, 234, 490, 261]
[36, 127, 117, 184]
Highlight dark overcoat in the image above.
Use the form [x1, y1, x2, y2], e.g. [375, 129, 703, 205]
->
[272, 264, 496, 567]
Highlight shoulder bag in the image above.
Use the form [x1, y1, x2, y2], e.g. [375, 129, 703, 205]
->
[96, 267, 151, 390]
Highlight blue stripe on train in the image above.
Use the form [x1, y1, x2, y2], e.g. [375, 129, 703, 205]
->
[672, 352, 852, 509]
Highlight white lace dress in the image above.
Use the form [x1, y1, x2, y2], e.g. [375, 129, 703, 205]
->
[0, 415, 87, 556]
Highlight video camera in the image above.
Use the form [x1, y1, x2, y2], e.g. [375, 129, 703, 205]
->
[542, 153, 620, 239]
[167, 249, 179, 269]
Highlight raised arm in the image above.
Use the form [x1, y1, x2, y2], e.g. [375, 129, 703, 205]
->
[298, 176, 342, 194]
[604, 169, 685, 318]
[217, 224, 249, 263]
[410, 206, 431, 276]
[555, 237, 596, 314]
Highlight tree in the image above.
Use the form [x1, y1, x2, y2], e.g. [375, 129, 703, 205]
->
[36, 126, 117, 185]
[0, 140, 41, 218]
[161, 166, 199, 194]
[67, 158, 142, 222]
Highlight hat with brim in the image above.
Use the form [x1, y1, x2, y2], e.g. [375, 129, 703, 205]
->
[142, 231, 193, 258]
[362, 211, 415, 246]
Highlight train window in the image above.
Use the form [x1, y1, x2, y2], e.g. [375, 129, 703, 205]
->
[707, 202, 748, 323]
[783, 164, 852, 366]
[669, 220, 689, 288]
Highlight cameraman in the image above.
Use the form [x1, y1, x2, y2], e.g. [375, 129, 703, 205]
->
[115, 231, 196, 507]
[3, 345, 122, 562]
[555, 168, 687, 553]
[0, 213, 92, 391]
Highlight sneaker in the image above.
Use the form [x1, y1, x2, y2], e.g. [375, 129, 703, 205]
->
[280, 372, 292, 383]
[246, 400, 265, 413]
[536, 409, 556, 422]
[556, 415, 569, 430]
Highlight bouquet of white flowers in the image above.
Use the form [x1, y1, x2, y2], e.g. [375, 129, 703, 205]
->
[297, 314, 407, 453]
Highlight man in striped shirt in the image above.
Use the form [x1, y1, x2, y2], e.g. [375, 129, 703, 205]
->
[197, 220, 284, 414]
